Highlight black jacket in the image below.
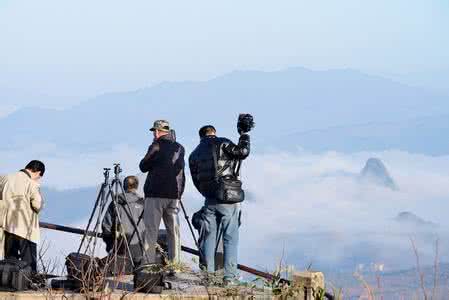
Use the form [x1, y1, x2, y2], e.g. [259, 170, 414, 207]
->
[189, 134, 250, 199]
[139, 134, 186, 199]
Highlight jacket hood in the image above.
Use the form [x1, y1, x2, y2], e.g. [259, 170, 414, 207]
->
[117, 191, 143, 205]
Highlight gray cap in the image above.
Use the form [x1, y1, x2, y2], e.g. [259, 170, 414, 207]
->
[150, 119, 170, 132]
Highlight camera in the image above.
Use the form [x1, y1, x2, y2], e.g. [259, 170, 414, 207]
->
[113, 163, 122, 175]
[237, 114, 255, 134]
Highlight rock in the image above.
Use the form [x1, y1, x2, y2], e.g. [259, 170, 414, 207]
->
[359, 158, 398, 190]
[395, 211, 437, 228]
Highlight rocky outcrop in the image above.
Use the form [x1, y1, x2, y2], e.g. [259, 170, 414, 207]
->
[395, 211, 437, 228]
[359, 158, 397, 190]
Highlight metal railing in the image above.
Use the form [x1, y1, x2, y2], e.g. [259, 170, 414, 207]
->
[40, 221, 334, 299]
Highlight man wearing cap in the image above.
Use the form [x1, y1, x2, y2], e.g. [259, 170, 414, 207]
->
[139, 120, 185, 265]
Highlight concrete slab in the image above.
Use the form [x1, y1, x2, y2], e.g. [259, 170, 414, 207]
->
[0, 271, 273, 300]
[0, 290, 272, 299]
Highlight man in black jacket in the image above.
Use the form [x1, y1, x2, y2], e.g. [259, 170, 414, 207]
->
[189, 125, 250, 284]
[139, 120, 185, 264]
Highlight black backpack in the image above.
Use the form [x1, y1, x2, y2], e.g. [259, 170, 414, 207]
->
[0, 258, 32, 291]
[133, 264, 164, 294]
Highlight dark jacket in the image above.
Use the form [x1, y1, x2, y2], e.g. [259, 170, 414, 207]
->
[101, 191, 145, 252]
[189, 134, 250, 199]
[139, 134, 186, 199]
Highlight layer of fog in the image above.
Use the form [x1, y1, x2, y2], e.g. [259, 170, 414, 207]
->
[0, 105, 17, 118]
[2, 145, 449, 273]
[240, 150, 449, 272]
[0, 144, 143, 189]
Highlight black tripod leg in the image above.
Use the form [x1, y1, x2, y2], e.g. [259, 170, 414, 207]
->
[110, 179, 136, 269]
[126, 207, 144, 260]
[77, 182, 106, 254]
[215, 221, 223, 255]
[179, 200, 206, 264]
[87, 187, 112, 255]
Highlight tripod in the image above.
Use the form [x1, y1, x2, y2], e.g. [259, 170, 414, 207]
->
[179, 200, 205, 264]
[77, 164, 148, 271]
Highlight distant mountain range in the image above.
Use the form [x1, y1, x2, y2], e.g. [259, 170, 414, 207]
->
[40, 186, 98, 224]
[1, 67, 449, 154]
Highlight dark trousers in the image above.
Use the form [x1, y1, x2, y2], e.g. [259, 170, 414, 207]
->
[4, 232, 37, 272]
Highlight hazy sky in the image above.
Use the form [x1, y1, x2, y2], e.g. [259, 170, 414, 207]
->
[1, 0, 449, 100]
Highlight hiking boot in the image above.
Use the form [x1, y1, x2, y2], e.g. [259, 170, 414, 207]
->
[223, 278, 241, 287]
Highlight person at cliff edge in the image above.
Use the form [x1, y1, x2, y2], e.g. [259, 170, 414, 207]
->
[1, 160, 45, 272]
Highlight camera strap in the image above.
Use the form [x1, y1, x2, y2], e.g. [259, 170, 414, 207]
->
[235, 160, 242, 177]
[212, 142, 233, 178]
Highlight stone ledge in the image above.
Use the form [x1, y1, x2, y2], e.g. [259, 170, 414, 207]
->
[0, 291, 272, 300]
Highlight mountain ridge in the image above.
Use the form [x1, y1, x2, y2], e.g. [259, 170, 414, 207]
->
[1, 67, 448, 154]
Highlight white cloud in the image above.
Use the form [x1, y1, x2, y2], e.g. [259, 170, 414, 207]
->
[239, 150, 449, 271]
[0, 105, 17, 118]
[3, 146, 449, 273]
[0, 144, 143, 189]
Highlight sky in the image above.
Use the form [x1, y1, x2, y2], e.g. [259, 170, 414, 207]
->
[1, 0, 449, 285]
[1, 0, 449, 102]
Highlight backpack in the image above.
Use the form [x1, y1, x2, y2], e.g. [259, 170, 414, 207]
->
[133, 264, 164, 294]
[0, 258, 32, 291]
[65, 252, 105, 292]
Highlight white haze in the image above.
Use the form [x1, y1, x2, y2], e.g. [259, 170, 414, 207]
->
[0, 105, 17, 118]
[239, 150, 449, 272]
[2, 146, 449, 273]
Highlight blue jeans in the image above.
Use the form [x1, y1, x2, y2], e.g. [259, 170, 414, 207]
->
[201, 201, 240, 280]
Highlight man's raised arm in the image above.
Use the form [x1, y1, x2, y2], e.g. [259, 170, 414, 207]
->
[222, 134, 250, 160]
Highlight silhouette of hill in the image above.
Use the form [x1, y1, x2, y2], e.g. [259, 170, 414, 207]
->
[359, 158, 397, 190]
[395, 211, 437, 228]
[1, 67, 448, 154]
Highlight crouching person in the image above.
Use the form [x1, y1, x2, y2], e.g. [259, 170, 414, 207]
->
[2, 160, 45, 272]
[102, 175, 146, 267]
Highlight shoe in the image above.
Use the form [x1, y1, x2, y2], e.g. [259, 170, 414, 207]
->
[223, 278, 241, 287]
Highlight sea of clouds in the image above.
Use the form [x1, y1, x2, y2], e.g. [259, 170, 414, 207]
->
[2, 145, 449, 275]
[0, 105, 17, 118]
